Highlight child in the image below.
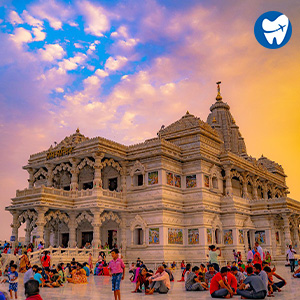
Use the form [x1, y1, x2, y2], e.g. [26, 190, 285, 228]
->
[108, 249, 125, 300]
[34, 268, 44, 287]
[8, 264, 18, 299]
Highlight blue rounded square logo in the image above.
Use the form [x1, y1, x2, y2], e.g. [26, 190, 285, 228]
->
[254, 11, 292, 49]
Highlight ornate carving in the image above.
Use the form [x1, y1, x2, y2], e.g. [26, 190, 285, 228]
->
[33, 168, 47, 180]
[77, 158, 95, 171]
[76, 211, 93, 225]
[130, 160, 146, 177]
[101, 158, 122, 173]
[45, 210, 69, 224]
[130, 214, 147, 231]
[53, 163, 72, 174]
[100, 211, 121, 224]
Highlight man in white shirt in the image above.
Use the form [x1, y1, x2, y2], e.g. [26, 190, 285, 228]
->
[255, 242, 264, 261]
[286, 244, 297, 272]
[146, 266, 170, 294]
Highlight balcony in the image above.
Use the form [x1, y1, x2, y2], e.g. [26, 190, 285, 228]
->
[10, 186, 124, 210]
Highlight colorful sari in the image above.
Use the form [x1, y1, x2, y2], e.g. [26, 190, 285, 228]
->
[68, 269, 88, 284]
[19, 254, 30, 273]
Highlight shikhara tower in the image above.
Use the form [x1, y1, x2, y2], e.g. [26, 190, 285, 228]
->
[6, 83, 300, 263]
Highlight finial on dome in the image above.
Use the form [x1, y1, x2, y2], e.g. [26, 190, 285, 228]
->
[216, 81, 222, 101]
[186, 110, 190, 114]
[76, 128, 80, 133]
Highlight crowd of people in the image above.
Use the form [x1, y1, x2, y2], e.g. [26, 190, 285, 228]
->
[0, 242, 299, 300]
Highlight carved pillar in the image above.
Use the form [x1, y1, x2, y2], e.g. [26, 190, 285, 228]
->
[10, 211, 20, 249]
[120, 161, 128, 197]
[242, 181, 248, 198]
[120, 214, 127, 253]
[44, 227, 51, 247]
[244, 230, 249, 250]
[68, 211, 77, 248]
[70, 158, 80, 191]
[91, 208, 103, 248]
[224, 166, 232, 196]
[293, 221, 300, 249]
[283, 213, 292, 246]
[35, 207, 48, 245]
[27, 168, 35, 189]
[25, 218, 31, 245]
[45, 163, 54, 187]
[93, 152, 104, 188]
[252, 183, 258, 200]
[53, 228, 59, 247]
[262, 183, 268, 199]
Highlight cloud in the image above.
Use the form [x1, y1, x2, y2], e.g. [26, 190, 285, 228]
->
[78, 0, 111, 36]
[58, 53, 87, 71]
[8, 11, 23, 25]
[95, 69, 109, 78]
[55, 87, 64, 93]
[39, 44, 65, 62]
[10, 27, 33, 46]
[105, 56, 128, 71]
[29, 0, 74, 30]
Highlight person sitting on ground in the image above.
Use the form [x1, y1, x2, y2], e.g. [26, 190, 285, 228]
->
[231, 266, 245, 286]
[245, 261, 253, 274]
[25, 279, 43, 300]
[237, 266, 267, 299]
[57, 263, 66, 284]
[132, 267, 153, 293]
[253, 263, 268, 291]
[171, 261, 176, 270]
[205, 264, 218, 285]
[34, 267, 46, 287]
[198, 264, 207, 282]
[238, 261, 245, 272]
[146, 266, 170, 294]
[209, 266, 233, 298]
[83, 262, 90, 277]
[178, 263, 191, 282]
[48, 269, 62, 287]
[264, 265, 286, 292]
[162, 264, 174, 282]
[24, 264, 39, 285]
[185, 266, 208, 291]
[67, 263, 88, 284]
[226, 268, 237, 294]
[293, 261, 300, 278]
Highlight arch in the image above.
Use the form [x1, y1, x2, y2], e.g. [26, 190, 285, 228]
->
[53, 163, 72, 175]
[76, 158, 95, 172]
[101, 158, 122, 173]
[130, 215, 147, 231]
[17, 210, 37, 228]
[45, 210, 69, 224]
[230, 170, 244, 182]
[130, 160, 146, 177]
[76, 211, 93, 226]
[33, 168, 48, 180]
[100, 211, 121, 225]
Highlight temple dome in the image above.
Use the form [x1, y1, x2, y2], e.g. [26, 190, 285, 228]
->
[206, 83, 247, 155]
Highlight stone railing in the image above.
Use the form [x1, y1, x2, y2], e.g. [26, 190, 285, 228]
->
[27, 247, 115, 265]
[15, 186, 123, 200]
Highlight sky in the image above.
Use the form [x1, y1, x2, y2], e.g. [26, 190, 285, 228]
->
[0, 0, 299, 240]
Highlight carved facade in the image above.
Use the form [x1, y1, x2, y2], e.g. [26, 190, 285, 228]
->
[6, 88, 300, 263]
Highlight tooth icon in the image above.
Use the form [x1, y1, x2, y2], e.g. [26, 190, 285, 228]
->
[262, 14, 289, 45]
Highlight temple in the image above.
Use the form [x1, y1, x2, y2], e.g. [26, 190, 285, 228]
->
[6, 83, 300, 263]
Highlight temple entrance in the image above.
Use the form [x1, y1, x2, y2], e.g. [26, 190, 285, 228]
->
[108, 230, 117, 249]
[61, 233, 69, 248]
[82, 231, 93, 247]
[108, 178, 118, 191]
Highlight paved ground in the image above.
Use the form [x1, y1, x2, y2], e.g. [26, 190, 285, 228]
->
[1, 264, 299, 300]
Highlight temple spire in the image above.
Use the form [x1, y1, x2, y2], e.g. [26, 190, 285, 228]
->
[216, 81, 222, 101]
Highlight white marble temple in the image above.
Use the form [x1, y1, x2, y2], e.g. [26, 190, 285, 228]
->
[2, 264, 299, 300]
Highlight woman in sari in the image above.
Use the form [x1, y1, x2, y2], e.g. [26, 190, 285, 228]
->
[253, 247, 262, 265]
[67, 263, 88, 284]
[265, 251, 272, 265]
[19, 252, 30, 273]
